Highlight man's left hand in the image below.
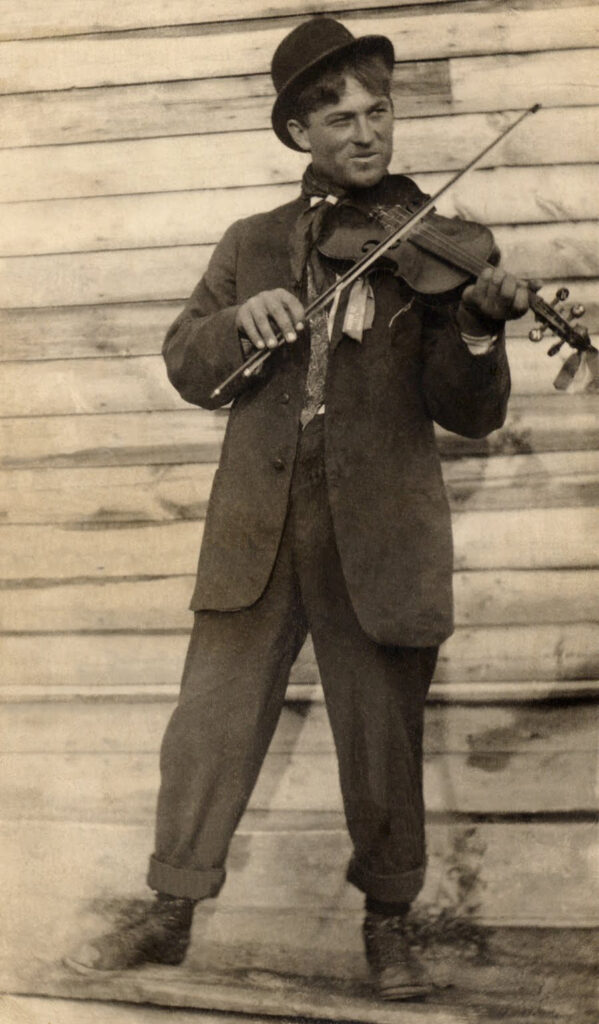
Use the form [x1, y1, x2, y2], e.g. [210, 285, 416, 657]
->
[460, 266, 531, 326]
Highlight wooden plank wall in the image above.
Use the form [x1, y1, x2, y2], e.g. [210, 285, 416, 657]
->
[1, 0, 598, 940]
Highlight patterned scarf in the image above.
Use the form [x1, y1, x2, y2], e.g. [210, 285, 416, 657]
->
[288, 166, 346, 427]
[291, 166, 377, 426]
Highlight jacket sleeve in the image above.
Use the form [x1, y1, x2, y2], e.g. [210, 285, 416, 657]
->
[418, 295, 511, 439]
[162, 219, 255, 410]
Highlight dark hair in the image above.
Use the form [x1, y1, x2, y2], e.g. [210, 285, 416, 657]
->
[291, 52, 392, 124]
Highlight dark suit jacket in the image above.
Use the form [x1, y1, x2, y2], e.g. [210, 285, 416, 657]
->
[163, 177, 510, 647]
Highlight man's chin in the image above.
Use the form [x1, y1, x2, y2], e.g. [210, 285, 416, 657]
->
[347, 170, 386, 190]
[343, 159, 388, 190]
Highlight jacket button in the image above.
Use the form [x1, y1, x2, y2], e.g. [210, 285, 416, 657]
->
[280, 392, 290, 404]
[273, 457, 285, 471]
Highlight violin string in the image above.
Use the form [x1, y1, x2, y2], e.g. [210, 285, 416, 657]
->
[375, 205, 489, 277]
[375, 205, 568, 329]
[406, 226, 563, 323]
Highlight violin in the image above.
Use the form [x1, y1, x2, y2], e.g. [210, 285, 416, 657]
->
[211, 105, 596, 398]
[318, 199, 593, 364]
[317, 199, 498, 295]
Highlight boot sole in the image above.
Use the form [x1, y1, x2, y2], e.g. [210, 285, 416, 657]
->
[379, 983, 430, 1001]
[64, 953, 188, 975]
[63, 955, 126, 975]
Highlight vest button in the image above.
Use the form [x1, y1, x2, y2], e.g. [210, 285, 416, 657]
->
[280, 392, 290, 404]
[273, 457, 285, 471]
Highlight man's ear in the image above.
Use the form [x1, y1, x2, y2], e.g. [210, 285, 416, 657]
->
[286, 118, 312, 152]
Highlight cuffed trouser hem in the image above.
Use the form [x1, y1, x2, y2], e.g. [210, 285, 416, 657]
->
[347, 857, 426, 904]
[147, 855, 226, 901]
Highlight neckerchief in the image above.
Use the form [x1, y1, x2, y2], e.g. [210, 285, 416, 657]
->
[288, 164, 347, 291]
[292, 165, 377, 426]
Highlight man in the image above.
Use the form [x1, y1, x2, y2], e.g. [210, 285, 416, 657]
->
[69, 16, 529, 1000]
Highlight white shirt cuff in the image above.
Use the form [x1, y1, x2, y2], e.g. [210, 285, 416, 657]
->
[461, 332, 498, 356]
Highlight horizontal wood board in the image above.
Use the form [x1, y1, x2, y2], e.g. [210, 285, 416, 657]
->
[2, 7, 598, 94]
[2, 450, 598, 525]
[1, 748, 594, 820]
[2, 398, 598, 472]
[2, 568, 598, 632]
[2, 699, 596, 755]
[2, 222, 597, 309]
[0, 0, 541, 40]
[3, 338, 597, 417]
[2, 281, 597, 361]
[2, 680, 598, 705]
[3, 165, 598, 259]
[1, 819, 597, 929]
[2, 623, 598, 688]
[2, 107, 597, 204]
[1, 698, 595, 817]
[2, 49, 597, 149]
[1, 504, 599, 578]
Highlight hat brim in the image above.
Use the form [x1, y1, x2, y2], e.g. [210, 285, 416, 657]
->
[271, 35, 395, 152]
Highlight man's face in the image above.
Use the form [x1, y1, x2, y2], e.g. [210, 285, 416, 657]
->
[288, 76, 394, 190]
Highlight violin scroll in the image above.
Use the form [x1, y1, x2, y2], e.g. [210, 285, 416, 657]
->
[528, 287, 587, 348]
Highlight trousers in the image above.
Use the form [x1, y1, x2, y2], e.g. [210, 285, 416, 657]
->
[147, 416, 438, 903]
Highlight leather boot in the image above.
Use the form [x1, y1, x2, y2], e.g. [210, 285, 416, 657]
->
[363, 910, 431, 1001]
[64, 893, 196, 973]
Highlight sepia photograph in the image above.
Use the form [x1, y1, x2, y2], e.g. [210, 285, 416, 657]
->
[0, 2, 597, 1022]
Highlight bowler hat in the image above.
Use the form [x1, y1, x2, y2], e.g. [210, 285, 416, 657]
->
[271, 17, 394, 151]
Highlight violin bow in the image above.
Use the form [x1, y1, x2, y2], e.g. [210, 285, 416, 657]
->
[211, 103, 558, 400]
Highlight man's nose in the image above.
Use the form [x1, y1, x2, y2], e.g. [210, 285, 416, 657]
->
[352, 115, 375, 145]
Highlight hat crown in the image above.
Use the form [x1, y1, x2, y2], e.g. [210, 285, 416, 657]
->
[271, 17, 355, 95]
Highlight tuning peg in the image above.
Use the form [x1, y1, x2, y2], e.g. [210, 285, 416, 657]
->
[528, 326, 546, 342]
[547, 339, 565, 357]
[554, 287, 569, 303]
[569, 303, 585, 319]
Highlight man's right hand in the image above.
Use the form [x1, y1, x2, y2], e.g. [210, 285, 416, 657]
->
[235, 289, 305, 351]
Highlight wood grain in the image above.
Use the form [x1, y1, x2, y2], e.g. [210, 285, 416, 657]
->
[3, 165, 597, 258]
[0, 747, 594, 820]
[2, 450, 597, 526]
[1, 504, 598, 580]
[2, 623, 598, 689]
[0, 0, 453, 41]
[3, 698, 596, 755]
[2, 281, 596, 361]
[3, 336, 595, 416]
[1, 107, 595, 203]
[0, 61, 451, 148]
[2, 7, 597, 92]
[0, 302, 179, 361]
[2, 818, 596, 933]
[2, 565, 598, 633]
[1, 568, 598, 632]
[2, 397, 598, 472]
[2, 222, 596, 309]
[3, 48, 596, 149]
[450, 47, 599, 111]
